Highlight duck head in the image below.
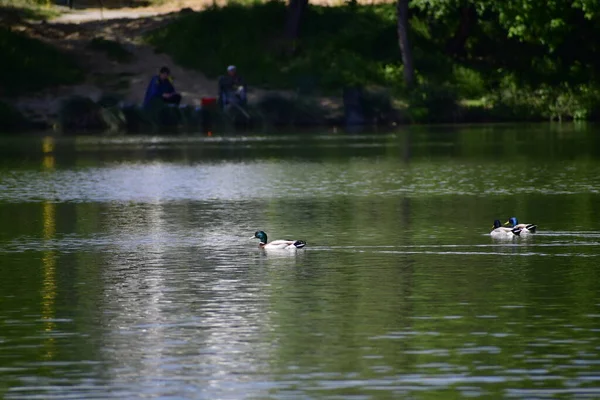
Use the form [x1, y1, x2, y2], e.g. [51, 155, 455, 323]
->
[504, 217, 518, 227]
[251, 230, 268, 244]
[493, 220, 503, 229]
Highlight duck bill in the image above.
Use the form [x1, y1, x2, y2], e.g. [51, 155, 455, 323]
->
[249, 236, 256, 240]
[503, 221, 510, 226]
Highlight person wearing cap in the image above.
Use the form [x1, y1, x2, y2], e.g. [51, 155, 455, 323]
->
[218, 65, 247, 109]
[143, 66, 182, 109]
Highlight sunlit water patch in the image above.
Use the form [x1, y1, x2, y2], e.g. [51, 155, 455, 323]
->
[1, 160, 600, 203]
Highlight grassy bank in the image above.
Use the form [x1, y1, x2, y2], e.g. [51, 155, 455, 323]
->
[0, 27, 83, 96]
[147, 2, 600, 123]
[0, 2, 60, 22]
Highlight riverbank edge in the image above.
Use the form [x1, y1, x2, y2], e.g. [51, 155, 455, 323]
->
[2, 3, 599, 134]
[1, 97, 573, 135]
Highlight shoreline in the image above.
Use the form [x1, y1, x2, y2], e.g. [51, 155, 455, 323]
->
[2, 2, 597, 133]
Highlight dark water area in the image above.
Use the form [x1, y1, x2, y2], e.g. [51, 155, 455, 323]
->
[1, 124, 600, 399]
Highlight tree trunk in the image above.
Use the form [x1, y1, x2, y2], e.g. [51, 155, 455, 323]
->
[284, 0, 308, 54]
[446, 4, 477, 58]
[396, 0, 415, 88]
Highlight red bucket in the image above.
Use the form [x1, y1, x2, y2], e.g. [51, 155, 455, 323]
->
[201, 97, 217, 106]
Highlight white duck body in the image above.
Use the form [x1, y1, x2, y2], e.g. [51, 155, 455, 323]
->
[251, 231, 306, 250]
[490, 220, 521, 239]
[263, 240, 305, 250]
[505, 217, 537, 234]
[490, 227, 520, 239]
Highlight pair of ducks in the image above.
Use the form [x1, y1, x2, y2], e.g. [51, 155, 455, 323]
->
[491, 217, 537, 238]
[252, 217, 538, 249]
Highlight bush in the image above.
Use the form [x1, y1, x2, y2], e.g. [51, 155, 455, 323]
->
[485, 77, 600, 122]
[253, 93, 328, 126]
[58, 96, 105, 132]
[0, 100, 25, 132]
[407, 84, 460, 123]
[121, 105, 158, 132]
[452, 65, 486, 99]
[363, 88, 396, 123]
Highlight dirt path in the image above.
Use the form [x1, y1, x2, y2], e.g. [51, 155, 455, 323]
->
[51, 8, 164, 23]
[13, 8, 231, 123]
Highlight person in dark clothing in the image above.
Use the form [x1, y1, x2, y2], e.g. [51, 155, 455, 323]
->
[143, 66, 182, 109]
[218, 65, 247, 109]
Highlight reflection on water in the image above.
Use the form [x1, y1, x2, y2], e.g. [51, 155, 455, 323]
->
[1, 125, 600, 399]
[41, 138, 57, 363]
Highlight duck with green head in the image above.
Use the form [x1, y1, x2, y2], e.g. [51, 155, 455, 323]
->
[504, 217, 537, 234]
[491, 219, 522, 238]
[251, 231, 306, 250]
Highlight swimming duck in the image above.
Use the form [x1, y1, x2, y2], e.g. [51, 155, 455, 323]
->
[251, 231, 306, 250]
[504, 217, 537, 234]
[491, 219, 522, 238]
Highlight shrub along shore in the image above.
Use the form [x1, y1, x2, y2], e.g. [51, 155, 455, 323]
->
[2, 1, 600, 133]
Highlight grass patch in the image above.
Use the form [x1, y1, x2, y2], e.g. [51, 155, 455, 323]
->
[0, 27, 83, 96]
[0, 3, 60, 24]
[86, 38, 134, 63]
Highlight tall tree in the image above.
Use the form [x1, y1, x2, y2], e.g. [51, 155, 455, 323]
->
[397, 0, 415, 87]
[285, 0, 308, 54]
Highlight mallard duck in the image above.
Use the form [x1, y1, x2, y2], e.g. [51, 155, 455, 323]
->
[251, 231, 306, 250]
[504, 217, 537, 234]
[491, 219, 522, 238]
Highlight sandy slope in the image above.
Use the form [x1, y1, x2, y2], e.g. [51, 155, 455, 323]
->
[12, 9, 230, 123]
[11, 3, 346, 124]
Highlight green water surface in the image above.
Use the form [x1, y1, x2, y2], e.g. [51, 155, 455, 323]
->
[1, 124, 600, 399]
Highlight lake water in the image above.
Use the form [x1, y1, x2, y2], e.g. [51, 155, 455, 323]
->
[1, 124, 600, 399]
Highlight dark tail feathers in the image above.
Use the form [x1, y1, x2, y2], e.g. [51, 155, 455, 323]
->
[512, 227, 522, 236]
[526, 224, 537, 233]
[293, 240, 306, 248]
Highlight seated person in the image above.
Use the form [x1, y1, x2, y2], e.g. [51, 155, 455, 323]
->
[218, 65, 247, 109]
[143, 66, 182, 109]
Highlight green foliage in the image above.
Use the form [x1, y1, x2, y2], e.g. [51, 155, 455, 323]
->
[573, 0, 600, 19]
[0, 28, 83, 96]
[0, 3, 60, 23]
[252, 93, 328, 126]
[362, 88, 396, 123]
[145, 1, 600, 123]
[147, 2, 401, 93]
[488, 78, 600, 121]
[407, 84, 460, 123]
[452, 65, 486, 99]
[86, 38, 134, 63]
